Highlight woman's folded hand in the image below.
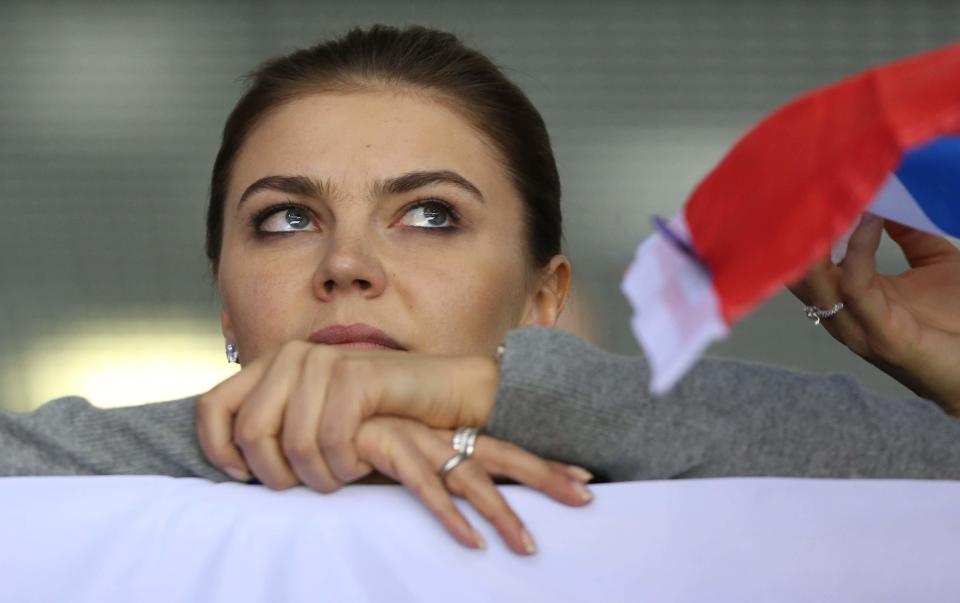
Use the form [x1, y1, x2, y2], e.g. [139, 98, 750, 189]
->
[195, 341, 594, 554]
[353, 416, 592, 554]
[790, 215, 960, 415]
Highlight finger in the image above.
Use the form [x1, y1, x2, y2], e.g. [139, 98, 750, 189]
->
[787, 254, 868, 351]
[420, 428, 536, 555]
[234, 342, 311, 490]
[319, 356, 377, 483]
[282, 347, 351, 493]
[838, 213, 884, 297]
[196, 359, 270, 481]
[838, 213, 891, 338]
[787, 255, 840, 305]
[357, 419, 483, 550]
[884, 220, 960, 268]
[443, 457, 536, 555]
[468, 435, 594, 508]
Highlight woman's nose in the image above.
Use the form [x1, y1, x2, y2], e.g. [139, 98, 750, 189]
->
[312, 234, 387, 301]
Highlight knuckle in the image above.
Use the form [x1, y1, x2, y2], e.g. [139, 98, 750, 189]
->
[195, 393, 225, 419]
[443, 477, 466, 498]
[475, 439, 519, 475]
[281, 437, 317, 463]
[318, 423, 347, 447]
[195, 392, 215, 411]
[233, 424, 265, 448]
[454, 464, 487, 496]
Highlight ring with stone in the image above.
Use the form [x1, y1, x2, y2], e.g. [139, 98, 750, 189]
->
[804, 302, 844, 325]
[452, 426, 480, 459]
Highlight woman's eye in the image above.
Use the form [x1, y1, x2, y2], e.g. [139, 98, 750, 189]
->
[400, 201, 455, 229]
[258, 206, 317, 233]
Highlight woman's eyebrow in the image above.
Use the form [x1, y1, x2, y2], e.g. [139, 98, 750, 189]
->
[374, 170, 485, 203]
[238, 175, 330, 206]
[237, 170, 485, 207]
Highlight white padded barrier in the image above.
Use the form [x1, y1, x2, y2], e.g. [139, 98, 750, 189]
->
[1, 476, 958, 602]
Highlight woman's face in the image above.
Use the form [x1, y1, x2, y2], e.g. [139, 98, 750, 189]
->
[216, 90, 569, 362]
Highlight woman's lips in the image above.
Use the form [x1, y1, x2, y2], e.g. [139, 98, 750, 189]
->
[328, 341, 397, 351]
[307, 323, 405, 350]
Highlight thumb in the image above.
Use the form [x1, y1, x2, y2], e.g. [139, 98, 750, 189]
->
[884, 220, 960, 268]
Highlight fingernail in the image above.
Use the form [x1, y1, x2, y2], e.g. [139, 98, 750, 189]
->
[565, 465, 593, 482]
[571, 480, 594, 503]
[225, 466, 251, 482]
[472, 528, 487, 550]
[521, 529, 537, 555]
[859, 212, 879, 226]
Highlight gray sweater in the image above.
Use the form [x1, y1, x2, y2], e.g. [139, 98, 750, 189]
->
[2, 327, 959, 481]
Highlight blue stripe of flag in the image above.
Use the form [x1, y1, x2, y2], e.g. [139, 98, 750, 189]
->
[895, 136, 960, 238]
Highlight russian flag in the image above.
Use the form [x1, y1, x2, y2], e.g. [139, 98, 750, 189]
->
[622, 43, 960, 395]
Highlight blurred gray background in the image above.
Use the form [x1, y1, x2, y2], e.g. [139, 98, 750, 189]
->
[1, 0, 957, 410]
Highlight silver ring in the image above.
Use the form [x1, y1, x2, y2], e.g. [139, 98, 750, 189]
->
[439, 452, 467, 480]
[452, 426, 480, 459]
[804, 302, 844, 325]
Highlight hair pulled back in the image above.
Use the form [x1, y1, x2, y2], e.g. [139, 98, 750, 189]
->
[206, 24, 562, 269]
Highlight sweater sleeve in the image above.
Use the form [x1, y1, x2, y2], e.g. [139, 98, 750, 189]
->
[0, 396, 227, 481]
[484, 326, 960, 481]
[4, 327, 960, 483]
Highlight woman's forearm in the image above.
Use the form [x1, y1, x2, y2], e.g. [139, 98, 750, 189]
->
[485, 327, 960, 481]
[4, 328, 960, 483]
[0, 396, 227, 480]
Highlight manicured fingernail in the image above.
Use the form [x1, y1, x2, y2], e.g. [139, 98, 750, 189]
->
[225, 466, 251, 482]
[565, 465, 593, 482]
[472, 528, 487, 550]
[571, 480, 593, 502]
[521, 529, 537, 555]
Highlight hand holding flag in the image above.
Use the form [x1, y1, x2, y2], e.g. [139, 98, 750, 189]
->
[790, 216, 960, 414]
[623, 42, 960, 395]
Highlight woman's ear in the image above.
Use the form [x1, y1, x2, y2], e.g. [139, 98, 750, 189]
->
[521, 254, 572, 327]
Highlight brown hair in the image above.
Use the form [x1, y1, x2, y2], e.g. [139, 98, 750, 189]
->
[206, 24, 562, 269]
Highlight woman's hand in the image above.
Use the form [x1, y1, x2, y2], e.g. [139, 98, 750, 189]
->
[198, 341, 500, 486]
[789, 215, 960, 414]
[354, 416, 592, 554]
[195, 341, 594, 554]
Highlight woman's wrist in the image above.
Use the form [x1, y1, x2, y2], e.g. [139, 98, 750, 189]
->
[457, 352, 501, 428]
